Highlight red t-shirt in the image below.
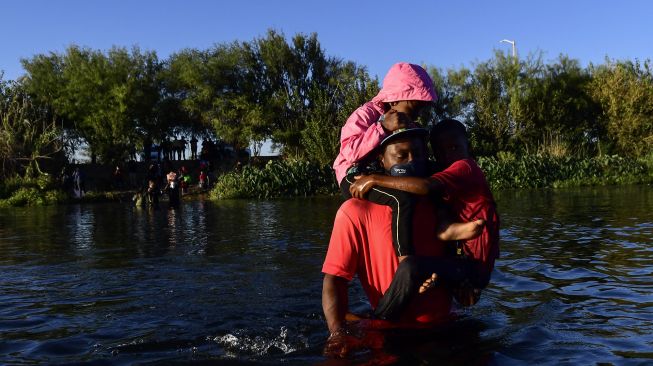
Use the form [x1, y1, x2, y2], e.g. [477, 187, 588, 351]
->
[322, 198, 452, 324]
[431, 158, 500, 277]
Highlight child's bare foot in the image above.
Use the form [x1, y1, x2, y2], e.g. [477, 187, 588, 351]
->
[419, 273, 438, 294]
[438, 219, 485, 241]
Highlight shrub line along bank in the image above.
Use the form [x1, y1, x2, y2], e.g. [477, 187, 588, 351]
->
[1, 154, 652, 206]
[210, 154, 653, 200]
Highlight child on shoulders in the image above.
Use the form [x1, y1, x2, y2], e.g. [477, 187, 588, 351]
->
[334, 63, 481, 262]
[350, 119, 500, 313]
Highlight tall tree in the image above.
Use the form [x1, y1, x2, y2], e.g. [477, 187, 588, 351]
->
[301, 62, 378, 165]
[0, 78, 63, 177]
[589, 59, 653, 156]
[22, 46, 164, 163]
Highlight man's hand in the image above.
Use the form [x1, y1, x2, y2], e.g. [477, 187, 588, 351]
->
[349, 175, 379, 199]
[323, 329, 362, 358]
[323, 324, 387, 359]
[380, 110, 411, 133]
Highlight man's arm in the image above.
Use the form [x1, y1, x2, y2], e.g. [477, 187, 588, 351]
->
[322, 274, 349, 334]
[350, 174, 444, 198]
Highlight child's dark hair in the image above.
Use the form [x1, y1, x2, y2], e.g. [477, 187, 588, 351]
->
[430, 118, 467, 142]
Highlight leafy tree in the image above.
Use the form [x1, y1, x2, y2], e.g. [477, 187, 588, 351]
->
[301, 63, 378, 165]
[0, 78, 63, 178]
[167, 29, 375, 160]
[249, 30, 332, 157]
[589, 59, 653, 157]
[428, 66, 472, 122]
[22, 46, 164, 163]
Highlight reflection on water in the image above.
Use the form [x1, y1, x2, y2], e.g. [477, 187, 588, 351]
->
[0, 186, 652, 364]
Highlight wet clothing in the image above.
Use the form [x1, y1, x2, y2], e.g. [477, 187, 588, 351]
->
[146, 187, 160, 208]
[373, 255, 477, 321]
[370, 159, 500, 320]
[322, 198, 452, 324]
[199, 172, 208, 189]
[340, 170, 417, 257]
[431, 158, 500, 286]
[165, 181, 180, 208]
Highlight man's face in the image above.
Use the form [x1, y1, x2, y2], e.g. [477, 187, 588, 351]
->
[380, 137, 427, 171]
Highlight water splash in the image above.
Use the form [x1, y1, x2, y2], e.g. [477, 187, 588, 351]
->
[212, 326, 307, 357]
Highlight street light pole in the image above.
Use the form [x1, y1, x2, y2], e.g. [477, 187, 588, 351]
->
[500, 39, 516, 58]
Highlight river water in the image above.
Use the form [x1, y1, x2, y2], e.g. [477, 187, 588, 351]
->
[1, 186, 652, 365]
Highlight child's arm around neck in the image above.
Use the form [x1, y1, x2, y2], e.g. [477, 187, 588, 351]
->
[349, 174, 444, 198]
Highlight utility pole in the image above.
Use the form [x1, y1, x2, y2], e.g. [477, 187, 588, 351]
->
[500, 39, 516, 58]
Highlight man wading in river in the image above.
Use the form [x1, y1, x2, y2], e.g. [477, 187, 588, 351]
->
[321, 128, 454, 357]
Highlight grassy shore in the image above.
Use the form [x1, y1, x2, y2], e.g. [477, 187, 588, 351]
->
[2, 154, 652, 206]
[0, 175, 207, 207]
[209, 154, 653, 200]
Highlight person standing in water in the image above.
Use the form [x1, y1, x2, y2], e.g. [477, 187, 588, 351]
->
[164, 171, 181, 209]
[323, 129, 452, 357]
[334, 62, 482, 264]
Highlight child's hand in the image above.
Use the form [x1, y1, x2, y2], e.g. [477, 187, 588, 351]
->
[350, 175, 377, 199]
[381, 110, 411, 133]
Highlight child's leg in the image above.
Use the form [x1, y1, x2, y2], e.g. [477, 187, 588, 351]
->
[437, 220, 485, 242]
[435, 204, 485, 242]
[373, 256, 474, 321]
[341, 173, 417, 257]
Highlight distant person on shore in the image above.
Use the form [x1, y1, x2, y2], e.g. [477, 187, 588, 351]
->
[59, 167, 73, 194]
[72, 167, 85, 198]
[146, 179, 160, 209]
[180, 136, 188, 160]
[164, 171, 181, 208]
[190, 136, 198, 160]
[349, 119, 500, 313]
[161, 137, 171, 161]
[333, 62, 480, 264]
[179, 166, 191, 194]
[113, 166, 124, 190]
[198, 169, 208, 190]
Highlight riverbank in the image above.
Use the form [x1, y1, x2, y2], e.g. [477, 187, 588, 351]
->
[210, 154, 653, 199]
[0, 175, 211, 207]
[2, 154, 652, 206]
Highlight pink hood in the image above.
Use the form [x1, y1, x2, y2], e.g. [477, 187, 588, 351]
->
[371, 62, 437, 105]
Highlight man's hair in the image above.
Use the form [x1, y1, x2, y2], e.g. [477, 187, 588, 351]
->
[430, 118, 467, 142]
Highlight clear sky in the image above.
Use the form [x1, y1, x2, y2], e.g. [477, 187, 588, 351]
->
[2, 0, 652, 82]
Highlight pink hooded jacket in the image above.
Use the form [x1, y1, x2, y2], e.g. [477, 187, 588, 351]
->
[333, 62, 437, 184]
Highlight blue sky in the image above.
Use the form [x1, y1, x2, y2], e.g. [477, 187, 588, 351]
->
[2, 0, 652, 82]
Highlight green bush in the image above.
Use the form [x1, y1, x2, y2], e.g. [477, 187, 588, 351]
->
[0, 187, 67, 207]
[0, 174, 68, 207]
[209, 154, 651, 200]
[210, 160, 338, 199]
[477, 154, 652, 190]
